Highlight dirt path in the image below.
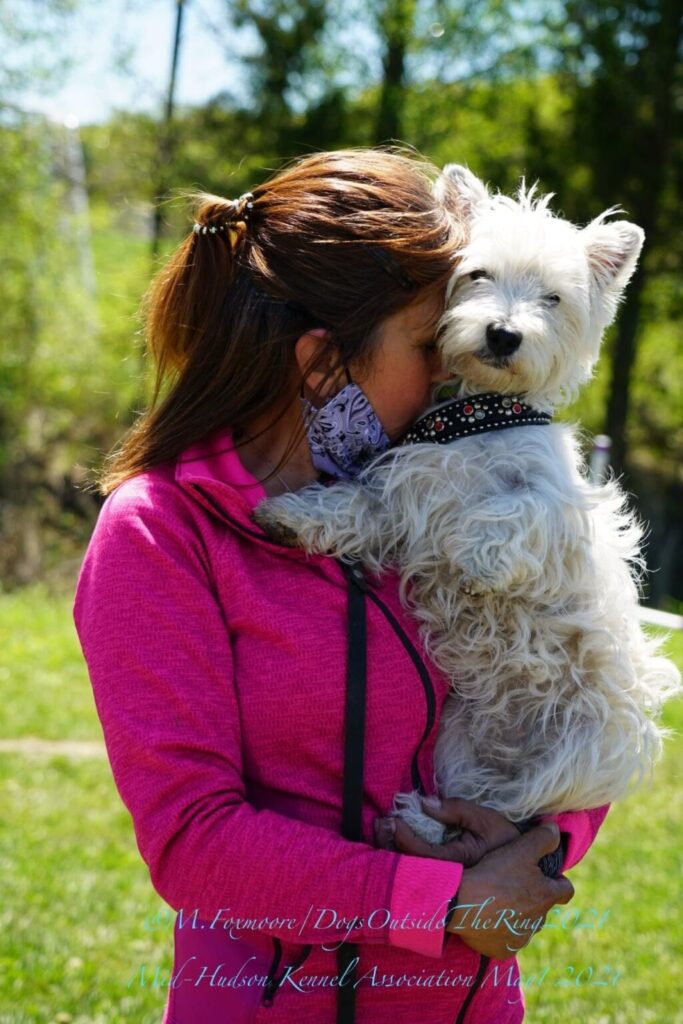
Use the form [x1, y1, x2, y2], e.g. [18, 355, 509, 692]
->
[0, 737, 106, 757]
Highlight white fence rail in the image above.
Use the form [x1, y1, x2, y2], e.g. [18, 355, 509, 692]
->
[638, 607, 683, 631]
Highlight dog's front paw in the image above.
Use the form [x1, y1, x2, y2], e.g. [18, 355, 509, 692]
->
[459, 574, 493, 597]
[392, 791, 449, 845]
[252, 501, 302, 547]
[459, 564, 530, 596]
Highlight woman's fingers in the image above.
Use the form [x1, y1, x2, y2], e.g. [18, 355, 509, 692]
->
[392, 819, 452, 858]
[421, 796, 480, 826]
[551, 873, 575, 905]
[421, 796, 522, 849]
[376, 807, 563, 860]
[438, 834, 486, 867]
[374, 813, 504, 865]
[374, 815, 574, 961]
[451, 824, 574, 958]
[374, 816, 468, 861]
[373, 817, 397, 850]
[517, 821, 561, 859]
[390, 819, 489, 865]
[495, 821, 568, 875]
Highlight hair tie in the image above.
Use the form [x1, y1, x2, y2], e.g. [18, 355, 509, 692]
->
[192, 192, 255, 249]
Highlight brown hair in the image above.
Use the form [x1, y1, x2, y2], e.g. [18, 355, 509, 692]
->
[95, 147, 464, 496]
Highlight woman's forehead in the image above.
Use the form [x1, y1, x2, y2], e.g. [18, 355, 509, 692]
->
[405, 289, 446, 333]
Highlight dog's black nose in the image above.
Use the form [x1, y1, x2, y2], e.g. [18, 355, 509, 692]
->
[486, 324, 522, 357]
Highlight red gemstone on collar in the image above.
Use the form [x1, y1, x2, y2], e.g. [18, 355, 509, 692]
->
[435, 420, 444, 431]
[512, 403, 522, 413]
[463, 404, 474, 415]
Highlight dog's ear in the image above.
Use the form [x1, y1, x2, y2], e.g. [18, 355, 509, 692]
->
[435, 164, 490, 219]
[582, 217, 645, 293]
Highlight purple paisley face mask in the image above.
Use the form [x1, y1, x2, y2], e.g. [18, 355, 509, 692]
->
[300, 367, 391, 480]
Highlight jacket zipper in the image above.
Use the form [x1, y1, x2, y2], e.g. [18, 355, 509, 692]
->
[262, 938, 313, 1007]
[454, 954, 490, 1024]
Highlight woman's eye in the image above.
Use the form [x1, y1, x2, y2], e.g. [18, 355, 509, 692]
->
[544, 293, 561, 305]
[469, 269, 491, 282]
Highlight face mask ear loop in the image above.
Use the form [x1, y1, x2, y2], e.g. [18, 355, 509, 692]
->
[299, 380, 317, 431]
[301, 360, 352, 409]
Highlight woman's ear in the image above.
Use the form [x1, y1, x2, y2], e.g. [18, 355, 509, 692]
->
[295, 329, 346, 401]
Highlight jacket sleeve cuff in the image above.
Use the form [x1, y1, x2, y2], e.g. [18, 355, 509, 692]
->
[387, 855, 464, 958]
[538, 805, 610, 870]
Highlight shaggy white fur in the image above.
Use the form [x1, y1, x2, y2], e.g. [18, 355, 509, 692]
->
[253, 165, 682, 844]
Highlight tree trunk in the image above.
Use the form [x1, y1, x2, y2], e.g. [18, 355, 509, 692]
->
[604, 265, 646, 475]
[151, 0, 186, 262]
[374, 0, 416, 143]
[603, 0, 682, 476]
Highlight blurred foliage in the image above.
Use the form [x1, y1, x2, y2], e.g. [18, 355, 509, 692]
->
[536, 0, 683, 474]
[0, 105, 151, 584]
[0, 0, 80, 97]
[0, 111, 99, 458]
[0, 0, 681, 593]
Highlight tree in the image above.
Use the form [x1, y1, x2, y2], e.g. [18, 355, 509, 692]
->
[0, 1, 98, 584]
[230, 0, 331, 157]
[374, 0, 417, 142]
[0, 0, 79, 99]
[554, 0, 683, 475]
[151, 0, 187, 261]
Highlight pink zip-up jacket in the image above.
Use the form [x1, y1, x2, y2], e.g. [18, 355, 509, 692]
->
[73, 426, 610, 1024]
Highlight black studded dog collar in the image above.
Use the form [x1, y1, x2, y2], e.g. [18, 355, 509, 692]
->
[398, 392, 552, 446]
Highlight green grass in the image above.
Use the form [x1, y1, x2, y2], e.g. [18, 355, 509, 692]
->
[0, 583, 101, 741]
[1, 586, 681, 1022]
[519, 630, 683, 1022]
[0, 755, 170, 1024]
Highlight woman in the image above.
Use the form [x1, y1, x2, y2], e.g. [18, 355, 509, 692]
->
[73, 148, 608, 1023]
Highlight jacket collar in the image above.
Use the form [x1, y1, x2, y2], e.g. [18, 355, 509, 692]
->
[174, 426, 316, 558]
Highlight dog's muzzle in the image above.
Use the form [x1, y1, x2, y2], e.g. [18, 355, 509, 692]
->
[486, 324, 523, 358]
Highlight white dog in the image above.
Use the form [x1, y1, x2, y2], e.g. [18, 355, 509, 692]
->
[253, 166, 681, 845]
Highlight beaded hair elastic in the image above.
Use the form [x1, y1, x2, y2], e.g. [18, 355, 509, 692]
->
[192, 191, 254, 237]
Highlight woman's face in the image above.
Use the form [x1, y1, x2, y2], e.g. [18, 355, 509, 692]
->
[349, 288, 451, 441]
[244, 288, 453, 494]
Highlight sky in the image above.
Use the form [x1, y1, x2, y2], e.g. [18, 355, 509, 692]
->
[9, 0, 558, 130]
[17, 0, 252, 127]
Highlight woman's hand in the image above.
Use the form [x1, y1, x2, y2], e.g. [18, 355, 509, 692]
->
[373, 796, 522, 867]
[448, 824, 574, 959]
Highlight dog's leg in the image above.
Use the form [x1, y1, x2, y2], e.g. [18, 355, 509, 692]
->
[252, 481, 389, 564]
[450, 487, 549, 595]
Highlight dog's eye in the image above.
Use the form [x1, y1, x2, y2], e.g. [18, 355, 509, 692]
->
[544, 293, 561, 305]
[469, 270, 491, 282]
